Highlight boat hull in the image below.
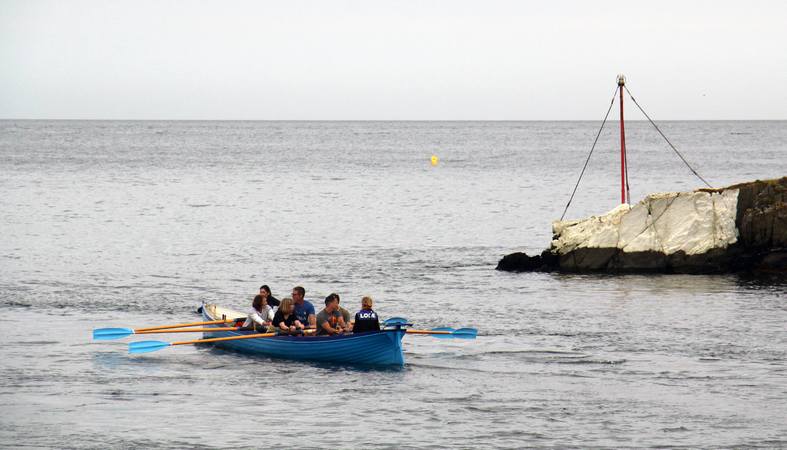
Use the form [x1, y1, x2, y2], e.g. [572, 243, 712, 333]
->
[200, 304, 405, 367]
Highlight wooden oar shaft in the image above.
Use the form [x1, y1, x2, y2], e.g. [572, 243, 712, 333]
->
[136, 327, 242, 335]
[136, 319, 235, 332]
[406, 329, 452, 335]
[172, 332, 276, 346]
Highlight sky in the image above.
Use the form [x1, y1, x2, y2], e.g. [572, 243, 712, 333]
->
[1, 0, 786, 120]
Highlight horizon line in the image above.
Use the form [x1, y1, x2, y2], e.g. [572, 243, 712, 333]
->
[2, 118, 786, 122]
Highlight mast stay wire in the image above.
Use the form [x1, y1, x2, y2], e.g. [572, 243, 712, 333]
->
[623, 85, 713, 189]
[560, 85, 620, 221]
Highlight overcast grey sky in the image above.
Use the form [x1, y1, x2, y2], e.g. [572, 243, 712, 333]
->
[2, 0, 786, 120]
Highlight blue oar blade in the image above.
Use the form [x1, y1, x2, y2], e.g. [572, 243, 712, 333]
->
[383, 317, 408, 327]
[453, 328, 478, 339]
[128, 340, 171, 354]
[431, 327, 455, 339]
[93, 327, 134, 340]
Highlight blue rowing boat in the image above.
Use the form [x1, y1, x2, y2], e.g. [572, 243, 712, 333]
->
[200, 304, 406, 367]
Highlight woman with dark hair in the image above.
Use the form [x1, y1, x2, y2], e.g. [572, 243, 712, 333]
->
[259, 285, 280, 308]
[242, 294, 274, 332]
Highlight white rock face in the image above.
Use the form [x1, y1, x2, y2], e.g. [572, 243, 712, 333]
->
[552, 189, 740, 256]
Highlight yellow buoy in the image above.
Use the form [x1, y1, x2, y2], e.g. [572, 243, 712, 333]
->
[430, 155, 439, 166]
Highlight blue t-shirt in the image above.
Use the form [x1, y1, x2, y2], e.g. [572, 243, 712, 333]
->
[293, 300, 315, 325]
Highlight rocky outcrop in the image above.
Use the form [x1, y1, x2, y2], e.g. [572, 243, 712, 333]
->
[496, 177, 787, 274]
[732, 177, 787, 271]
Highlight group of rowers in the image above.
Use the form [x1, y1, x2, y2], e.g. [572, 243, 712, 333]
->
[241, 285, 381, 336]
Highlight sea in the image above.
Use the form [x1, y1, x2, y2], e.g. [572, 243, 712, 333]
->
[0, 120, 785, 449]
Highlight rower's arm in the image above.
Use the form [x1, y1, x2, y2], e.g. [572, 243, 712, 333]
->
[308, 313, 316, 329]
[249, 310, 267, 326]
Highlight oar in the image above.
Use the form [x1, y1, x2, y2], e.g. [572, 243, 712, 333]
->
[406, 327, 478, 339]
[408, 327, 456, 338]
[135, 327, 242, 335]
[94, 326, 242, 341]
[423, 326, 455, 339]
[93, 319, 238, 340]
[135, 318, 240, 331]
[129, 332, 277, 354]
[453, 328, 478, 339]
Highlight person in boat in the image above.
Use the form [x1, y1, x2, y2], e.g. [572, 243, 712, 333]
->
[291, 286, 316, 330]
[351, 296, 380, 333]
[242, 294, 274, 332]
[316, 294, 346, 336]
[259, 285, 280, 308]
[328, 293, 353, 332]
[272, 297, 305, 335]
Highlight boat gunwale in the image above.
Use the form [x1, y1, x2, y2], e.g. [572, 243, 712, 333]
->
[201, 306, 403, 342]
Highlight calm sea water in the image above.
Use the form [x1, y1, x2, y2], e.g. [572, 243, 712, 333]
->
[1, 120, 785, 449]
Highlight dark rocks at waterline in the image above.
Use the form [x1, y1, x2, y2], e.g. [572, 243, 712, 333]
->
[495, 250, 557, 272]
[498, 177, 787, 274]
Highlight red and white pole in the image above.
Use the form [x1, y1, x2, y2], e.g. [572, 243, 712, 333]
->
[617, 74, 627, 204]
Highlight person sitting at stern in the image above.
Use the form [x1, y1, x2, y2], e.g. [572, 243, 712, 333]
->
[242, 294, 274, 332]
[352, 296, 380, 333]
[316, 295, 346, 336]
